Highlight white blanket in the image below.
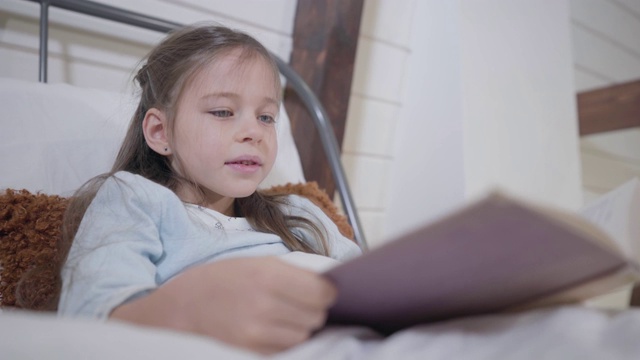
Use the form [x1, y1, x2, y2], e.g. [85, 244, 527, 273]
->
[3, 306, 640, 359]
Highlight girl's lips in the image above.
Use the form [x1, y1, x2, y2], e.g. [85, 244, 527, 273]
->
[225, 156, 262, 174]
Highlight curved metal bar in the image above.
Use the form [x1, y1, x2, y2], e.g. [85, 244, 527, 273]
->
[28, 0, 182, 33]
[26, 0, 368, 249]
[273, 57, 367, 250]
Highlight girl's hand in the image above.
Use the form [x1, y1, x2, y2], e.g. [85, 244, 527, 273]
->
[110, 257, 337, 354]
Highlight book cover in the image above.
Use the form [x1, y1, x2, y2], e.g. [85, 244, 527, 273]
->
[324, 184, 640, 334]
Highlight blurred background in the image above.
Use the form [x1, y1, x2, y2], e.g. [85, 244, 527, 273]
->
[1, 0, 638, 247]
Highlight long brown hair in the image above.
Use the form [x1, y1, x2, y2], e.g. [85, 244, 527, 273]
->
[16, 24, 329, 310]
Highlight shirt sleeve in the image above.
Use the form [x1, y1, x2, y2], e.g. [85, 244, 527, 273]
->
[285, 195, 362, 261]
[58, 173, 165, 319]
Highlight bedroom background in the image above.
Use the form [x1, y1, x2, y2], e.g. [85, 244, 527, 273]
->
[0, 0, 639, 249]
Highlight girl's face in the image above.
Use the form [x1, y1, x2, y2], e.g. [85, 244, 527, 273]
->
[171, 50, 279, 213]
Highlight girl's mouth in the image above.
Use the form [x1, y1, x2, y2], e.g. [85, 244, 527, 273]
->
[227, 160, 258, 166]
[225, 157, 262, 173]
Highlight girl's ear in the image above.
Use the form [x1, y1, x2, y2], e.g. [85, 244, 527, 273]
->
[143, 108, 172, 155]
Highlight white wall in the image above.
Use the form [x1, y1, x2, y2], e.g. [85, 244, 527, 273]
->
[350, 0, 640, 246]
[571, 0, 640, 92]
[459, 1, 581, 207]
[379, 0, 582, 241]
[0, 0, 296, 93]
[379, 0, 467, 241]
[342, 0, 416, 247]
[570, 0, 640, 203]
[3, 0, 639, 250]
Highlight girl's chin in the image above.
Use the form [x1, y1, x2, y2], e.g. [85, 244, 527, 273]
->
[230, 190, 258, 199]
[225, 185, 262, 198]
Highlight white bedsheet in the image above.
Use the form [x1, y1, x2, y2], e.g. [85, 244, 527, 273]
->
[3, 306, 640, 359]
[283, 306, 640, 360]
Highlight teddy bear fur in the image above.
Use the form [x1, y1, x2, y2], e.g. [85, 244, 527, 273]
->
[262, 182, 354, 240]
[0, 189, 67, 310]
[0, 182, 354, 310]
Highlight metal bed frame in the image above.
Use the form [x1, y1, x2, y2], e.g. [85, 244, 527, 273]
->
[25, 0, 367, 250]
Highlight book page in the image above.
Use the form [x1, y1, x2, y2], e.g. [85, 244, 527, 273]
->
[580, 178, 640, 262]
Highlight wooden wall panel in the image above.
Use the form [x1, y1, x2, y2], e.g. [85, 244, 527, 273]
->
[284, 0, 364, 195]
[632, 286, 640, 307]
[578, 79, 640, 136]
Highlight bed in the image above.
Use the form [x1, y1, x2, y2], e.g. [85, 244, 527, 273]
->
[2, 1, 640, 359]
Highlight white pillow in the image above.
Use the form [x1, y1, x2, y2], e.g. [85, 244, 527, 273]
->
[0, 78, 305, 196]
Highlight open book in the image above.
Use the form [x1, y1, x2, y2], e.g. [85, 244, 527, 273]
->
[324, 178, 640, 334]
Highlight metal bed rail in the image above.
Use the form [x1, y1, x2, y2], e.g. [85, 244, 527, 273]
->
[25, 0, 367, 250]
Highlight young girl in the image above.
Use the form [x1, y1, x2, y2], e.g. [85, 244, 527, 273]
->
[54, 24, 362, 354]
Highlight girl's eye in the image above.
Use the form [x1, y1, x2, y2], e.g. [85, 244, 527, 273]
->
[210, 110, 233, 118]
[258, 114, 276, 124]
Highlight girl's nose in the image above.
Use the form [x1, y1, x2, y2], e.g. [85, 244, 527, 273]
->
[236, 115, 263, 143]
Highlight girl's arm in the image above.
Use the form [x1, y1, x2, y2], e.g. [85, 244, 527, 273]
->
[110, 256, 337, 355]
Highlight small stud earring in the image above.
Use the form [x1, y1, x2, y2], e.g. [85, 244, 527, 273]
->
[164, 147, 169, 152]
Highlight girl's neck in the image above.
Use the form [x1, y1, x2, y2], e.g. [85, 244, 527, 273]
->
[176, 188, 236, 216]
[194, 200, 236, 217]
[210, 200, 235, 217]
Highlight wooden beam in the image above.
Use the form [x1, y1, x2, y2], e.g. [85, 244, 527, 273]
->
[578, 79, 640, 136]
[632, 285, 640, 307]
[284, 0, 364, 195]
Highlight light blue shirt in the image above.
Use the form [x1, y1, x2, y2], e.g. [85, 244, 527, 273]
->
[58, 171, 361, 319]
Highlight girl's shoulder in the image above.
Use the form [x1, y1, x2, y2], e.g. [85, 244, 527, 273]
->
[279, 193, 320, 215]
[279, 194, 335, 231]
[97, 171, 177, 205]
[281, 193, 362, 260]
[84, 171, 184, 225]
[107, 171, 170, 191]
[110, 170, 157, 185]
[280, 193, 342, 224]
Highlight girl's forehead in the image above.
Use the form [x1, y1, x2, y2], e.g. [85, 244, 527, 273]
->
[193, 51, 278, 90]
[206, 50, 276, 80]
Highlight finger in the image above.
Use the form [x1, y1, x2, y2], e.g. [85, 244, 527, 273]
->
[258, 294, 329, 331]
[282, 275, 337, 310]
[260, 261, 338, 310]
